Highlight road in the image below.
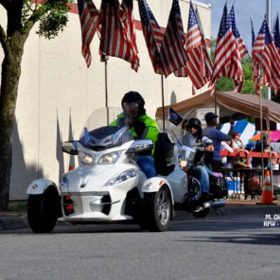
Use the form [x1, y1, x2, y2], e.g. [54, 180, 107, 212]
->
[0, 210, 279, 280]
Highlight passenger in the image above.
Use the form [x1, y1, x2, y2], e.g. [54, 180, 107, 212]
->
[181, 119, 189, 131]
[111, 91, 159, 178]
[181, 118, 189, 138]
[202, 112, 231, 171]
[181, 117, 214, 202]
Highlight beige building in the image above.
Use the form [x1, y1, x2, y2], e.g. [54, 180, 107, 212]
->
[0, 0, 211, 200]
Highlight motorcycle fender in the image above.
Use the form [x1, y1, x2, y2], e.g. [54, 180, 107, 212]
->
[141, 177, 174, 204]
[26, 179, 60, 195]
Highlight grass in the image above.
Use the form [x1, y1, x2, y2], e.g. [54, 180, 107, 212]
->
[6, 201, 27, 213]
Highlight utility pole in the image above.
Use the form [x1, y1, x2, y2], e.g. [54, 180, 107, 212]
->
[266, 0, 272, 100]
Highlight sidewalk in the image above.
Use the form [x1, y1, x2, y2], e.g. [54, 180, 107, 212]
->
[0, 211, 27, 231]
[0, 199, 280, 231]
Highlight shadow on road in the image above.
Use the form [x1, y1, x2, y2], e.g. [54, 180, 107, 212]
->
[173, 233, 280, 246]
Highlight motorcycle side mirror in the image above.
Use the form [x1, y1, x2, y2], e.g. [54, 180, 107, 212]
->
[126, 140, 153, 154]
[62, 141, 78, 155]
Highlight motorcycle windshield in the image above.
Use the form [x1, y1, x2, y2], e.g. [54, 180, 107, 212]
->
[80, 107, 133, 150]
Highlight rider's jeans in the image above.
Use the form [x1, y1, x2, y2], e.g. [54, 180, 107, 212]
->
[137, 155, 157, 178]
[192, 165, 210, 194]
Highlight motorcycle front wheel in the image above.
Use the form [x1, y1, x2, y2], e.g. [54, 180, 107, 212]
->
[27, 187, 60, 233]
[141, 185, 172, 232]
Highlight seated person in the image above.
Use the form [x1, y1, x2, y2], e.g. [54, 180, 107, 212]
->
[251, 133, 270, 169]
[111, 91, 159, 178]
[231, 131, 249, 168]
[221, 139, 234, 167]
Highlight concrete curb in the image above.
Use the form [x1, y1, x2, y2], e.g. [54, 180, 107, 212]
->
[0, 213, 28, 231]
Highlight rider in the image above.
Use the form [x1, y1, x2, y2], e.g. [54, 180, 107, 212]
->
[111, 91, 159, 178]
[181, 117, 213, 202]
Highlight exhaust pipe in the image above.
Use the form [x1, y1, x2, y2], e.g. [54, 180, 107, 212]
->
[209, 200, 225, 208]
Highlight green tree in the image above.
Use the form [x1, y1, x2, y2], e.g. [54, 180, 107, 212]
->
[214, 57, 251, 92]
[0, 0, 72, 210]
[213, 56, 256, 94]
[240, 57, 254, 94]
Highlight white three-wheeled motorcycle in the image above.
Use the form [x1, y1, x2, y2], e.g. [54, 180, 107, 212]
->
[26, 108, 226, 233]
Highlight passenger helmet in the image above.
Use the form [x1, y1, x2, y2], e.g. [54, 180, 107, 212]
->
[186, 118, 201, 129]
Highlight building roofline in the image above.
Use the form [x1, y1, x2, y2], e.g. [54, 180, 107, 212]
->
[180, 0, 211, 9]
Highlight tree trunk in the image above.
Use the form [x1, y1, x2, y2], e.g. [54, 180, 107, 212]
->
[0, 33, 25, 210]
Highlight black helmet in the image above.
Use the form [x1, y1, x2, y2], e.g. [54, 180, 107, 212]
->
[121, 91, 145, 118]
[186, 118, 201, 129]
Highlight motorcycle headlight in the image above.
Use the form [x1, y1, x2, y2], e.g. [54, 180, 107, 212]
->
[98, 151, 123, 165]
[79, 151, 94, 165]
[105, 169, 137, 186]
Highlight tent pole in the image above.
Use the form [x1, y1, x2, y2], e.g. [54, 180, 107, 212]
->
[161, 74, 165, 132]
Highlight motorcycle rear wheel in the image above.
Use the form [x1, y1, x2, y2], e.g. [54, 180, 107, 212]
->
[192, 207, 209, 218]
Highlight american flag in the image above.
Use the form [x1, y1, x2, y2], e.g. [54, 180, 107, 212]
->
[274, 15, 280, 51]
[252, 18, 280, 93]
[99, 0, 139, 71]
[252, 18, 280, 92]
[77, 0, 100, 67]
[229, 5, 248, 58]
[138, 0, 164, 74]
[160, 0, 187, 77]
[212, 4, 242, 89]
[175, 2, 212, 91]
[252, 19, 271, 85]
[228, 4, 247, 91]
[269, 23, 280, 92]
[272, 15, 280, 94]
[251, 19, 263, 95]
[121, 0, 138, 56]
[195, 6, 213, 80]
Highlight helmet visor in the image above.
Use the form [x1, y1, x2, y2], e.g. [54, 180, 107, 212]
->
[123, 102, 139, 118]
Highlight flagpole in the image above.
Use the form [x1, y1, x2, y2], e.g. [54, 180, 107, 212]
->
[102, 54, 109, 126]
[161, 74, 165, 132]
[214, 88, 217, 115]
[266, 0, 272, 100]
